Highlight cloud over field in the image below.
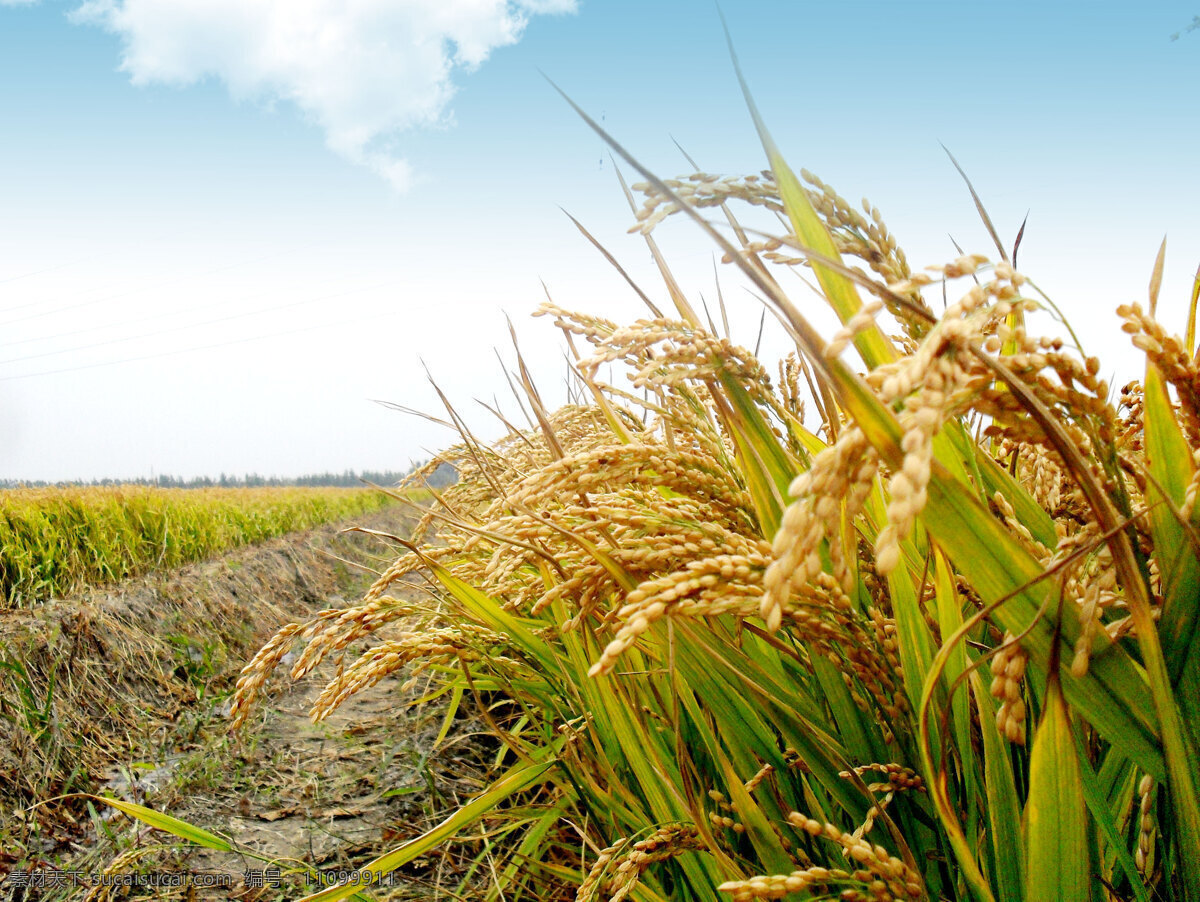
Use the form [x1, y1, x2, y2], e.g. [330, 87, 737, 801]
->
[69, 0, 576, 189]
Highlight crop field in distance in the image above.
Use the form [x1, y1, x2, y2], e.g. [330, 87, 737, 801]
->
[0, 484, 400, 608]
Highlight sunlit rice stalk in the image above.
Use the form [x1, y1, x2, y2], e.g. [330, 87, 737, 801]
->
[114, 53, 1200, 902]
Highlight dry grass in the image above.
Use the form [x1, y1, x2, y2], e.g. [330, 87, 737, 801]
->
[0, 510, 412, 866]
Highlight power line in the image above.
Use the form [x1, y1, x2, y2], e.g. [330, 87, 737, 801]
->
[0, 283, 278, 349]
[0, 284, 107, 319]
[0, 280, 392, 366]
[0, 305, 404, 382]
[0, 259, 82, 287]
[0, 242, 317, 325]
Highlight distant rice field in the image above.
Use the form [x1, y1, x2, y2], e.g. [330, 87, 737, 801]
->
[0, 485, 398, 608]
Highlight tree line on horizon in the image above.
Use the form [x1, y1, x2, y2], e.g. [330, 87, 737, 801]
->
[0, 463, 457, 491]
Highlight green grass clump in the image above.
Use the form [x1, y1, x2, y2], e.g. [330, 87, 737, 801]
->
[0, 485, 397, 607]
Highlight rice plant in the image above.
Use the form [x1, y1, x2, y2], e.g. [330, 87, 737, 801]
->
[122, 60, 1198, 902]
[0, 485, 398, 607]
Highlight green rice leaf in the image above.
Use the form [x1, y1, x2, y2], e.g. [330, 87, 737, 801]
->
[298, 758, 558, 902]
[722, 21, 895, 371]
[1025, 674, 1089, 902]
[811, 653, 883, 765]
[887, 552, 937, 726]
[674, 622, 868, 822]
[88, 796, 233, 851]
[434, 684, 464, 749]
[1142, 360, 1200, 683]
[484, 798, 573, 902]
[427, 562, 558, 673]
[715, 371, 787, 533]
[921, 475, 1162, 775]
[968, 674, 1024, 902]
[1073, 736, 1151, 902]
[933, 550, 993, 893]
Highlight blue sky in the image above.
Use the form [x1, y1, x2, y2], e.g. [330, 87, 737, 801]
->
[0, 1, 1197, 481]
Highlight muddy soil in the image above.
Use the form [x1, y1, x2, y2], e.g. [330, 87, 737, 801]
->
[0, 507, 493, 901]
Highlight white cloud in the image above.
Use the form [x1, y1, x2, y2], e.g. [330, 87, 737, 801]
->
[70, 0, 576, 190]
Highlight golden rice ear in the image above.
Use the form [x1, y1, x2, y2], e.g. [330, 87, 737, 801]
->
[551, 52, 1198, 891]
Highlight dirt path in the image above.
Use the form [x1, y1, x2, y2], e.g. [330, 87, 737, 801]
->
[2, 508, 493, 901]
[142, 636, 494, 900]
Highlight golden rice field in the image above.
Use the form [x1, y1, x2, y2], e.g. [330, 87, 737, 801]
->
[0, 485, 397, 608]
[100, 73, 1199, 902]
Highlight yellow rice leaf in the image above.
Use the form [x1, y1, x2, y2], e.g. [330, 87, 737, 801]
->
[1186, 261, 1200, 356]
